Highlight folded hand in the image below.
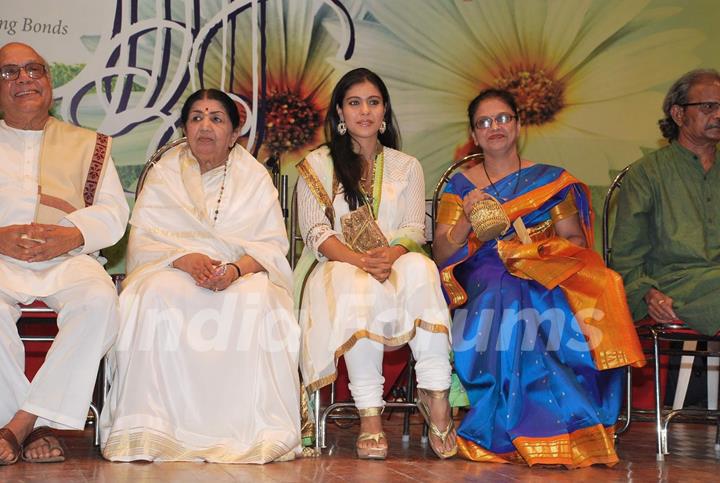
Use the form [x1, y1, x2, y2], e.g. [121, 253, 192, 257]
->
[1, 224, 84, 262]
[360, 246, 405, 283]
[198, 264, 238, 292]
[173, 253, 222, 285]
[0, 224, 39, 260]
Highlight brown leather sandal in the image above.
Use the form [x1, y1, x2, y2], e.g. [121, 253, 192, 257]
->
[0, 427, 21, 465]
[22, 426, 65, 463]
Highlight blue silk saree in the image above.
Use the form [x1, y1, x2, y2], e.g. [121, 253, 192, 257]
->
[438, 164, 644, 467]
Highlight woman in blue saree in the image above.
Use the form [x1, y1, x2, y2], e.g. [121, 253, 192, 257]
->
[433, 89, 645, 468]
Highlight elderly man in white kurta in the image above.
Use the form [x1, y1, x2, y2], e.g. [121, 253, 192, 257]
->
[0, 42, 128, 464]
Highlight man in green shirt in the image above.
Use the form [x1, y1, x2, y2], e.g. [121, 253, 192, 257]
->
[612, 69, 720, 335]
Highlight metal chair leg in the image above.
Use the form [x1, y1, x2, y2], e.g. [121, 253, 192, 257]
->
[314, 389, 322, 453]
[707, 341, 720, 411]
[88, 403, 100, 447]
[421, 419, 429, 445]
[616, 365, 633, 437]
[402, 355, 415, 443]
[652, 330, 665, 461]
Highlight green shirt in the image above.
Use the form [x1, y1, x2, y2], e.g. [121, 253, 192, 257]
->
[611, 141, 720, 334]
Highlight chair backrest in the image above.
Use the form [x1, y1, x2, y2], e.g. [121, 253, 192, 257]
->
[289, 179, 302, 268]
[135, 137, 188, 199]
[429, 153, 484, 244]
[601, 165, 632, 266]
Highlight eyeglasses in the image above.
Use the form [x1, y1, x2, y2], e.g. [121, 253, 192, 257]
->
[473, 113, 516, 130]
[0, 63, 47, 81]
[681, 102, 720, 115]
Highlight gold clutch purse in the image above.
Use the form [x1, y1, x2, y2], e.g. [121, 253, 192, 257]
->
[469, 195, 511, 241]
[340, 204, 389, 253]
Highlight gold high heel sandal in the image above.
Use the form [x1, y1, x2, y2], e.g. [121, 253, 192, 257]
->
[356, 407, 387, 460]
[416, 388, 458, 459]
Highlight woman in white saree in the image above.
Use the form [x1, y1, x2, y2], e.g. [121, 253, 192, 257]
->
[295, 68, 456, 460]
[100, 89, 300, 463]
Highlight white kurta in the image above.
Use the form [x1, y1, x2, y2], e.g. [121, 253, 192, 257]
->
[295, 146, 451, 392]
[100, 144, 301, 464]
[0, 119, 129, 429]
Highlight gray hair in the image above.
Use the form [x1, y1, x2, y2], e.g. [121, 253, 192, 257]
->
[659, 68, 720, 141]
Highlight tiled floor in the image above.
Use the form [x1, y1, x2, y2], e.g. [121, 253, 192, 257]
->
[3, 416, 719, 482]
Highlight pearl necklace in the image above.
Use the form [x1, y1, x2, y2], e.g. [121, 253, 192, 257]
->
[212, 160, 229, 225]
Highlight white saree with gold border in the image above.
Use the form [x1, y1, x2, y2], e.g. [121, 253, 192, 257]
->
[100, 144, 301, 463]
[295, 146, 451, 393]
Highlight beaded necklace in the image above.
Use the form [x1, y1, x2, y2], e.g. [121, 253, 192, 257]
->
[212, 160, 229, 225]
[482, 155, 521, 201]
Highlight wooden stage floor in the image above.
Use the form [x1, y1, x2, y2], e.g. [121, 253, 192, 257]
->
[3, 416, 719, 482]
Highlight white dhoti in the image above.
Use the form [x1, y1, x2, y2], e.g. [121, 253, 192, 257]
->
[0, 255, 119, 429]
[100, 269, 301, 463]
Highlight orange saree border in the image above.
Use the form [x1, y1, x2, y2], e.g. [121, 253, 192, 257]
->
[457, 424, 618, 468]
[498, 232, 645, 370]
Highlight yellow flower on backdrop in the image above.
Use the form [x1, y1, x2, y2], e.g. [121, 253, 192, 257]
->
[325, 0, 704, 192]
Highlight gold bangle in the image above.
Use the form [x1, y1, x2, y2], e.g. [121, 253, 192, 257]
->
[445, 224, 466, 247]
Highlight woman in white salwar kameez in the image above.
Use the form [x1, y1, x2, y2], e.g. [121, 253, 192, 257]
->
[100, 89, 301, 464]
[295, 68, 457, 460]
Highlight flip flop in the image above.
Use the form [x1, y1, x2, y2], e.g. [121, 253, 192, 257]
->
[416, 388, 458, 459]
[0, 427, 21, 465]
[22, 426, 65, 463]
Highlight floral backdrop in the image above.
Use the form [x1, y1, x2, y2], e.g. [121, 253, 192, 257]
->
[1, 0, 717, 269]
